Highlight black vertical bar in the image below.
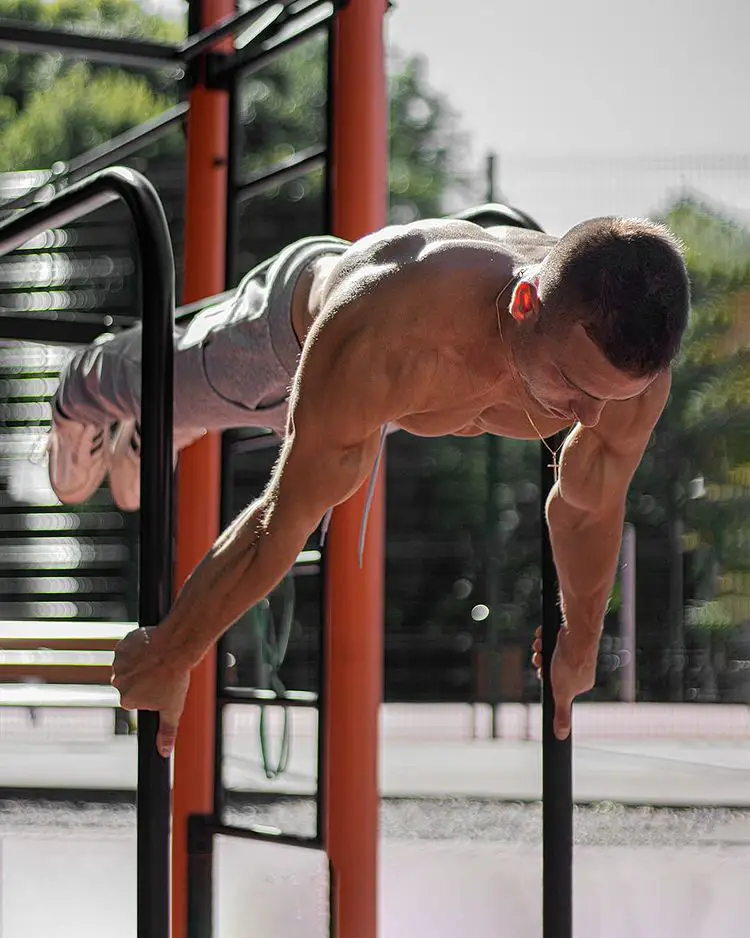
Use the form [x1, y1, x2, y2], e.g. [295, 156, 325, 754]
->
[540, 441, 573, 938]
[136, 182, 176, 938]
[214, 429, 237, 823]
[225, 65, 242, 290]
[214, 6, 243, 825]
[317, 18, 335, 857]
[187, 816, 214, 938]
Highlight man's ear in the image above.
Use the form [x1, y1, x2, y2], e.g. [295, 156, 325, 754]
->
[510, 280, 541, 322]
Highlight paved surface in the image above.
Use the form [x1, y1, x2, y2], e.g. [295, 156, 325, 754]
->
[1, 733, 750, 806]
[0, 823, 748, 938]
[1, 704, 749, 937]
[0, 702, 749, 806]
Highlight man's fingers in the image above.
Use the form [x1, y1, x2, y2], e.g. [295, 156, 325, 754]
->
[157, 714, 179, 758]
[553, 699, 572, 741]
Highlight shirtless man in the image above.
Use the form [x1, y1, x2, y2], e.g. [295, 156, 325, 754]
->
[49, 214, 689, 752]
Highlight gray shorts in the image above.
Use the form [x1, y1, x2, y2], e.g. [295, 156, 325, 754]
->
[54, 235, 350, 438]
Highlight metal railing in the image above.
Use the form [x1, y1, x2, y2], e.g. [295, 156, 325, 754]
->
[0, 166, 175, 938]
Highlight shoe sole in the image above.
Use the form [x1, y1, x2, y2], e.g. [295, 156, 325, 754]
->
[109, 421, 140, 512]
[48, 430, 109, 505]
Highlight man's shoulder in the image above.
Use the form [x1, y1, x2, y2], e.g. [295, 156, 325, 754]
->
[597, 369, 672, 454]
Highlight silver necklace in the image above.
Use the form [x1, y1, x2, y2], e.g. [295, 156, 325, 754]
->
[494, 279, 564, 482]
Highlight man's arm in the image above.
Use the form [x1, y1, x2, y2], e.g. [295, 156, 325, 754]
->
[546, 370, 672, 662]
[152, 301, 404, 673]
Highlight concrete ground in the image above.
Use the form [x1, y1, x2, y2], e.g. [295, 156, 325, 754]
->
[0, 702, 749, 807]
[0, 800, 749, 938]
[0, 702, 749, 937]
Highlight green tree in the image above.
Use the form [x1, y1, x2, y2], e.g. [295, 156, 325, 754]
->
[619, 197, 750, 699]
[0, 0, 183, 165]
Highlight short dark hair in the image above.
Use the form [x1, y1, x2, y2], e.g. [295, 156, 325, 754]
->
[538, 217, 690, 376]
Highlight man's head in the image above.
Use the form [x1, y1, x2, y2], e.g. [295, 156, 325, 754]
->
[506, 216, 690, 426]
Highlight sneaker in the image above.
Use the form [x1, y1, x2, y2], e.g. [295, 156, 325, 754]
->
[108, 419, 141, 512]
[47, 408, 110, 505]
[109, 420, 207, 512]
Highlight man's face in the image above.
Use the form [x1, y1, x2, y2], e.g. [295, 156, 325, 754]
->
[513, 322, 656, 427]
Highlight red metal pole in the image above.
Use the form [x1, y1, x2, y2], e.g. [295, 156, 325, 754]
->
[171, 2, 232, 935]
[325, 3, 388, 938]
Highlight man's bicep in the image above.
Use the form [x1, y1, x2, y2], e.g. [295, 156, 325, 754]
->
[557, 371, 671, 516]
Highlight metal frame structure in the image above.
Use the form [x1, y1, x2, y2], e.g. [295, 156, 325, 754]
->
[0, 167, 176, 938]
[0, 2, 573, 936]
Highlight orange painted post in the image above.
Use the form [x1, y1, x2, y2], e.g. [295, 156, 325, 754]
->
[171, 1, 232, 935]
[324, 3, 388, 937]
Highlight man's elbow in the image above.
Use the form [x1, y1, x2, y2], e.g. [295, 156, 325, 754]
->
[546, 482, 623, 532]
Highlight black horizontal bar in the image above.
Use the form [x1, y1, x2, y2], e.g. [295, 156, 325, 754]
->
[65, 103, 189, 185]
[179, 0, 287, 62]
[219, 687, 319, 707]
[237, 145, 326, 202]
[175, 289, 234, 320]
[0, 20, 180, 70]
[210, 821, 322, 850]
[207, 3, 332, 85]
[0, 104, 190, 217]
[0, 176, 114, 255]
[0, 314, 123, 346]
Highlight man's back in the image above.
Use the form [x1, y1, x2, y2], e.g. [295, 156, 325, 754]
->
[299, 219, 566, 445]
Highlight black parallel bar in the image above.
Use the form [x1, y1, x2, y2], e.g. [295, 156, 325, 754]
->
[0, 104, 188, 216]
[180, 0, 287, 62]
[236, 145, 326, 203]
[0, 20, 180, 69]
[541, 440, 573, 938]
[214, 430, 237, 824]
[187, 815, 214, 938]
[0, 166, 174, 938]
[207, 5, 332, 84]
[0, 316, 115, 346]
[210, 821, 322, 850]
[317, 17, 335, 856]
[64, 104, 189, 185]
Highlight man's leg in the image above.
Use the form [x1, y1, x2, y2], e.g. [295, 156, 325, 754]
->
[106, 236, 350, 511]
[49, 236, 348, 510]
[48, 327, 143, 505]
[49, 319, 208, 507]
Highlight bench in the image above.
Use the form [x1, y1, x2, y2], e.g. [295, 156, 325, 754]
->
[0, 620, 136, 733]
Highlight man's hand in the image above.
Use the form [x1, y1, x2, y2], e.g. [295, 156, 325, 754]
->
[111, 627, 190, 758]
[531, 626, 597, 740]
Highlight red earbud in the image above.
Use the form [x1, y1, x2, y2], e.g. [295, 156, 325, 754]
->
[512, 283, 534, 321]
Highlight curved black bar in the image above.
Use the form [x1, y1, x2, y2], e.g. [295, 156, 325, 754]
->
[0, 166, 174, 938]
[451, 201, 545, 233]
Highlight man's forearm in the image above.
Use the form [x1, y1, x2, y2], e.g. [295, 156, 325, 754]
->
[545, 485, 625, 659]
[156, 498, 305, 671]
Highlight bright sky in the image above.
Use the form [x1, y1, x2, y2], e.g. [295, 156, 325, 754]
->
[386, 0, 750, 232]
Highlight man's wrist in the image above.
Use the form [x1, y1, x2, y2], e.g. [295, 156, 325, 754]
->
[151, 615, 202, 673]
[561, 622, 601, 667]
